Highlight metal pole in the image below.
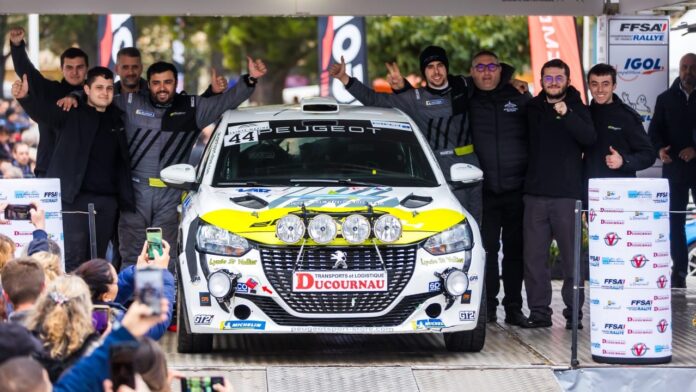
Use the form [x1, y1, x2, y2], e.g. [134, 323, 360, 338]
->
[88, 203, 97, 259]
[571, 199, 582, 368]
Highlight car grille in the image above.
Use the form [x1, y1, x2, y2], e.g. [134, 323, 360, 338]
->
[236, 292, 439, 327]
[259, 244, 418, 314]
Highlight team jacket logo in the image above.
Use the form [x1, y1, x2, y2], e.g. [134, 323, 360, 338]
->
[631, 343, 649, 357]
[604, 232, 621, 246]
[630, 254, 649, 268]
[503, 101, 518, 113]
[331, 250, 348, 269]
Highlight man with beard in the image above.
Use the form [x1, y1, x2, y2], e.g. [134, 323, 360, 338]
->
[522, 59, 595, 329]
[329, 46, 483, 224]
[583, 63, 654, 196]
[648, 53, 696, 288]
[9, 27, 88, 178]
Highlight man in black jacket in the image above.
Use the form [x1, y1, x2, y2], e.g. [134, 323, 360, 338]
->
[648, 53, 696, 288]
[9, 27, 88, 178]
[469, 50, 530, 326]
[583, 63, 654, 195]
[12, 67, 134, 272]
[523, 59, 596, 328]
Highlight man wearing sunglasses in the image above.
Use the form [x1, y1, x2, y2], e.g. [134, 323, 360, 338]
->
[522, 59, 596, 329]
[468, 50, 531, 326]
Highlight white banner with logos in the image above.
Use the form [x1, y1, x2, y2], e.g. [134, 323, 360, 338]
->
[588, 178, 671, 363]
[0, 179, 64, 268]
[598, 16, 670, 132]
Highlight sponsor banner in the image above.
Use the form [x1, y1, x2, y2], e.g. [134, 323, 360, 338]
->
[528, 16, 586, 101]
[292, 270, 387, 292]
[0, 179, 64, 268]
[97, 14, 136, 69]
[605, 16, 669, 131]
[318, 16, 367, 104]
[220, 320, 266, 330]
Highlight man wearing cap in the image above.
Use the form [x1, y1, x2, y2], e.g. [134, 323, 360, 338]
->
[329, 45, 482, 223]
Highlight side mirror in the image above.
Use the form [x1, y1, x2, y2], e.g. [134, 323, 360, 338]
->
[160, 164, 198, 191]
[450, 163, 483, 184]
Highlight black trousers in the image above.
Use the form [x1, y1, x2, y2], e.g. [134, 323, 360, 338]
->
[523, 195, 584, 319]
[669, 182, 695, 284]
[62, 192, 119, 273]
[482, 188, 524, 312]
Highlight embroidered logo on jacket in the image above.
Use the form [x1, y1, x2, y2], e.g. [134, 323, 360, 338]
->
[607, 125, 622, 131]
[135, 109, 155, 118]
[426, 99, 446, 106]
[503, 101, 518, 113]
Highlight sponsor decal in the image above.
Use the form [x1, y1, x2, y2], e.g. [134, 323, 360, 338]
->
[588, 188, 599, 193]
[235, 282, 255, 294]
[209, 258, 229, 266]
[604, 300, 621, 310]
[262, 286, 273, 295]
[0, 192, 6, 201]
[413, 318, 446, 330]
[220, 320, 266, 330]
[601, 338, 626, 345]
[420, 256, 464, 266]
[603, 191, 620, 200]
[627, 230, 651, 236]
[653, 192, 669, 203]
[602, 323, 625, 335]
[604, 232, 621, 246]
[653, 294, 669, 301]
[627, 316, 653, 322]
[591, 342, 601, 349]
[656, 275, 669, 289]
[652, 252, 668, 258]
[602, 349, 627, 355]
[590, 235, 600, 241]
[653, 212, 668, 220]
[590, 278, 601, 286]
[619, 22, 668, 32]
[13, 230, 33, 236]
[652, 263, 669, 269]
[600, 219, 625, 225]
[135, 109, 155, 117]
[626, 242, 651, 248]
[460, 290, 472, 304]
[45, 212, 61, 220]
[588, 209, 597, 222]
[656, 319, 669, 333]
[589, 196, 600, 202]
[631, 343, 649, 357]
[369, 120, 412, 131]
[290, 326, 395, 333]
[630, 211, 649, 220]
[331, 250, 348, 269]
[245, 278, 259, 290]
[627, 190, 652, 199]
[428, 281, 442, 292]
[627, 329, 652, 335]
[653, 305, 670, 311]
[292, 271, 387, 292]
[630, 254, 649, 268]
[655, 233, 667, 243]
[600, 207, 624, 213]
[468, 274, 479, 282]
[503, 101, 518, 113]
[655, 345, 671, 353]
[629, 277, 650, 288]
[602, 278, 625, 290]
[237, 188, 271, 193]
[602, 257, 624, 266]
[590, 298, 599, 305]
[14, 190, 39, 199]
[589, 255, 600, 267]
[627, 299, 652, 311]
[199, 292, 211, 307]
[459, 311, 476, 321]
[193, 314, 214, 325]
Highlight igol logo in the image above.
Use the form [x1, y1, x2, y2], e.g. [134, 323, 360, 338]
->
[604, 232, 621, 246]
[656, 319, 669, 333]
[630, 254, 649, 268]
[631, 343, 649, 357]
[656, 275, 668, 289]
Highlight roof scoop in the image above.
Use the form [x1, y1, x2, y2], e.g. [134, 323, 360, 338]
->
[301, 97, 339, 113]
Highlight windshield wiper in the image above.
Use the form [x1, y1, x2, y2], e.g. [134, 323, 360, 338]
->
[289, 178, 384, 187]
[217, 181, 278, 187]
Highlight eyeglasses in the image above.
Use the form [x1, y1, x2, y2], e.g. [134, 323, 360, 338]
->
[474, 63, 500, 73]
[542, 75, 567, 84]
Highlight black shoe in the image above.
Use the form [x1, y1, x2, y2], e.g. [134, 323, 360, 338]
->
[671, 276, 686, 289]
[486, 309, 498, 323]
[565, 319, 583, 330]
[504, 310, 527, 326]
[520, 316, 552, 329]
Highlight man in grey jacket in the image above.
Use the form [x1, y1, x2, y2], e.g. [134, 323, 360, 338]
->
[329, 46, 482, 224]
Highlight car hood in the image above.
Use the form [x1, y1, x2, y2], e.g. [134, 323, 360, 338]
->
[194, 185, 469, 246]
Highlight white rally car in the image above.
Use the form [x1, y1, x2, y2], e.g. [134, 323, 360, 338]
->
[161, 97, 486, 353]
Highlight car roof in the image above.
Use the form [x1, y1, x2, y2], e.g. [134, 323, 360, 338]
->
[218, 102, 413, 125]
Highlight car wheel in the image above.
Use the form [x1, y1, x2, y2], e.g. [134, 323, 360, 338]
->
[443, 283, 487, 352]
[177, 277, 213, 353]
[688, 242, 696, 277]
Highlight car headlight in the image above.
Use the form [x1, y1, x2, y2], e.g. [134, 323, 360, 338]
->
[373, 214, 402, 243]
[341, 214, 371, 244]
[276, 214, 306, 244]
[423, 221, 473, 255]
[443, 268, 469, 296]
[197, 224, 251, 256]
[308, 214, 337, 244]
[208, 270, 234, 299]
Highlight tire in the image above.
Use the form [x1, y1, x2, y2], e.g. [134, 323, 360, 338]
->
[177, 277, 213, 353]
[688, 242, 696, 277]
[444, 283, 487, 352]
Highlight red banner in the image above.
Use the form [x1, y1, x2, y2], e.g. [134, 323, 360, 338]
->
[528, 16, 586, 103]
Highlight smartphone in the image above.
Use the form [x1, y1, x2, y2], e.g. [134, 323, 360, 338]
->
[5, 204, 32, 220]
[146, 227, 163, 259]
[110, 341, 139, 390]
[92, 305, 111, 334]
[180, 376, 225, 392]
[135, 267, 164, 316]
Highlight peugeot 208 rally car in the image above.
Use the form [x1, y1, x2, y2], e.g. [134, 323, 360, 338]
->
[161, 97, 486, 353]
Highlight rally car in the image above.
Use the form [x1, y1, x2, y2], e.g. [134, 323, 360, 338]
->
[161, 97, 486, 353]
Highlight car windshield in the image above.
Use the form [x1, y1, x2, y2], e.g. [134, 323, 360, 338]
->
[212, 119, 439, 187]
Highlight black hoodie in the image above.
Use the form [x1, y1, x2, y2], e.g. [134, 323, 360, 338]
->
[524, 85, 596, 199]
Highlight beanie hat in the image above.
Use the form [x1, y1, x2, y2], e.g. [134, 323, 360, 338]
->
[419, 46, 449, 75]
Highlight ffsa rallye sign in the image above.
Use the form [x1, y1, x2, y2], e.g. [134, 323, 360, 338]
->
[161, 98, 486, 353]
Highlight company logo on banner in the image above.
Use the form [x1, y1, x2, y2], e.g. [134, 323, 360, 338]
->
[97, 14, 136, 69]
[528, 16, 586, 102]
[318, 16, 368, 104]
[605, 16, 669, 130]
